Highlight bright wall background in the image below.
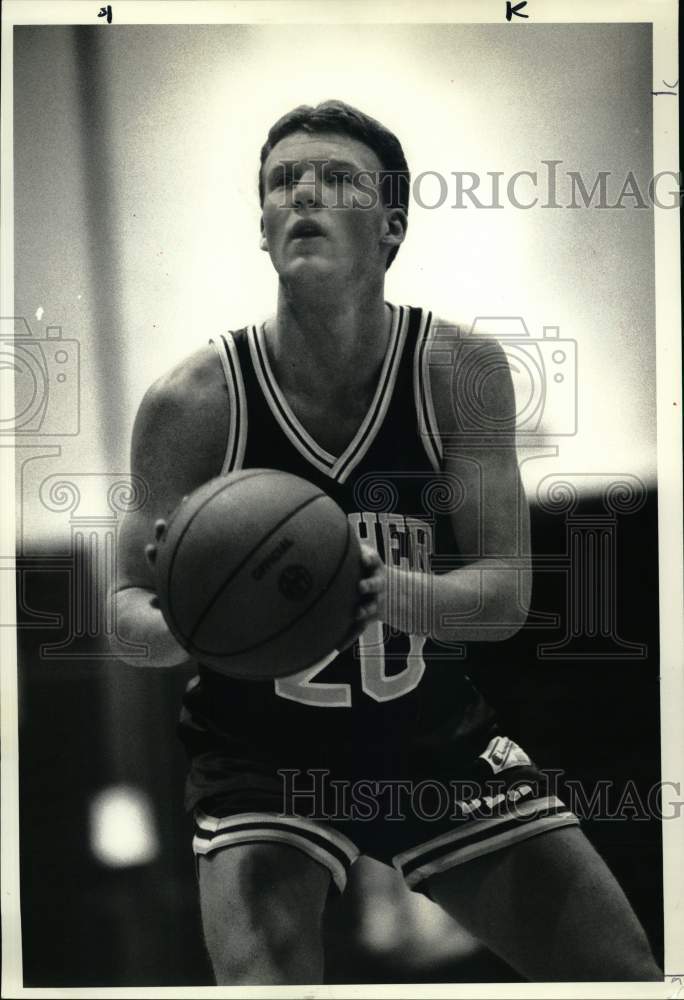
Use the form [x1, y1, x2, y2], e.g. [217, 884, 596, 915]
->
[13, 23, 656, 546]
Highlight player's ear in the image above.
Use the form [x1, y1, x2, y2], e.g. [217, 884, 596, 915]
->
[380, 207, 408, 251]
[259, 217, 269, 252]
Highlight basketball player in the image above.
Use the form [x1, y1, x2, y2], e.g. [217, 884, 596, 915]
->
[112, 101, 661, 983]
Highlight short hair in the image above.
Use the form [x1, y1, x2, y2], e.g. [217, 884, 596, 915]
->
[259, 100, 410, 268]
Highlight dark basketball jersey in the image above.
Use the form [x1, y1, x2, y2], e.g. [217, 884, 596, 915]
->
[180, 304, 495, 763]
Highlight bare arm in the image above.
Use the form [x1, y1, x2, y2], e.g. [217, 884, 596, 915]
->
[367, 335, 531, 643]
[109, 345, 230, 667]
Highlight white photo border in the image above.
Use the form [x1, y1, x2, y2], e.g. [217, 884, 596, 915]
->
[1, 1, 681, 998]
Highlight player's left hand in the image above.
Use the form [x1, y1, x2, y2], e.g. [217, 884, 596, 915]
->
[334, 544, 386, 654]
[356, 543, 387, 623]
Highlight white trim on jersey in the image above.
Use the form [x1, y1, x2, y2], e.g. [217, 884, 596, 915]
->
[192, 810, 360, 894]
[248, 303, 409, 483]
[250, 321, 335, 472]
[211, 333, 247, 474]
[413, 310, 444, 474]
[335, 304, 409, 484]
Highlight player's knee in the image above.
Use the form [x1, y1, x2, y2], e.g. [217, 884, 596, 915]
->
[595, 924, 661, 981]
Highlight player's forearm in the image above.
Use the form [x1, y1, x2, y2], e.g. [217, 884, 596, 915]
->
[384, 562, 531, 643]
[109, 586, 192, 667]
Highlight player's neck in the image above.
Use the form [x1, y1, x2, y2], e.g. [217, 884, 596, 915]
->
[266, 284, 391, 397]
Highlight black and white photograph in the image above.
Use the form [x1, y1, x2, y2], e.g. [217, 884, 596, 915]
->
[1, 0, 682, 995]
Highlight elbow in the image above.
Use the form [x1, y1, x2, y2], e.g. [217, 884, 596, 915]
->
[438, 572, 530, 643]
[431, 604, 527, 644]
[492, 570, 531, 641]
[493, 608, 528, 642]
[429, 564, 532, 643]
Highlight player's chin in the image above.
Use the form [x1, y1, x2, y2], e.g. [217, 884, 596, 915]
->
[277, 253, 342, 284]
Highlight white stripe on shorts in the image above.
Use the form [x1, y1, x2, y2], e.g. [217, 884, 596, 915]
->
[394, 796, 580, 889]
[193, 810, 360, 894]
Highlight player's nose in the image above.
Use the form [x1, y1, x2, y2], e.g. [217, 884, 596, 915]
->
[291, 166, 322, 208]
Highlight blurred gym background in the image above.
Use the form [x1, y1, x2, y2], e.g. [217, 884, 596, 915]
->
[10, 22, 662, 985]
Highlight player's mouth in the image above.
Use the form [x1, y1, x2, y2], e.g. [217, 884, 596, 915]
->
[289, 219, 326, 240]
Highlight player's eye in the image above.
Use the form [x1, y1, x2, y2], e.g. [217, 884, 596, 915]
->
[326, 166, 352, 186]
[270, 166, 294, 188]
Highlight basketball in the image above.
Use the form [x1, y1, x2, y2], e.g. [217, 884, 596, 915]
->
[154, 469, 362, 679]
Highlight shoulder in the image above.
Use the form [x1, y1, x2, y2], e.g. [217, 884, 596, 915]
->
[131, 343, 230, 475]
[136, 343, 227, 427]
[422, 315, 515, 439]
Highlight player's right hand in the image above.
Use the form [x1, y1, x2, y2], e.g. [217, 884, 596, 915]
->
[144, 518, 167, 571]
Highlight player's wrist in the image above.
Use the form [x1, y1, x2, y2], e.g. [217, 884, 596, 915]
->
[384, 566, 432, 637]
[110, 587, 192, 668]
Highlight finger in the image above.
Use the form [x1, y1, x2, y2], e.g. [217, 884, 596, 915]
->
[154, 519, 167, 542]
[356, 601, 378, 621]
[145, 543, 157, 567]
[359, 576, 384, 595]
[359, 544, 381, 566]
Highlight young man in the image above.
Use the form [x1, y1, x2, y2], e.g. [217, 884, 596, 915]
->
[112, 101, 661, 984]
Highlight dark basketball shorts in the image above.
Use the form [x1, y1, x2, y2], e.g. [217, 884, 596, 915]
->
[189, 734, 580, 895]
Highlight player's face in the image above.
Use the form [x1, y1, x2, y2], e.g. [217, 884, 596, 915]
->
[260, 131, 402, 286]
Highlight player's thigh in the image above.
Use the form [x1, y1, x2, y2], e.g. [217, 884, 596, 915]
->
[427, 825, 660, 981]
[199, 842, 331, 977]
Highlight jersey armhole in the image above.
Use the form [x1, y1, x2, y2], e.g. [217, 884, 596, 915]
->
[209, 332, 247, 475]
[412, 310, 444, 474]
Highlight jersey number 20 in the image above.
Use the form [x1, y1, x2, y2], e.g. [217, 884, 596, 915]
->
[274, 623, 426, 707]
